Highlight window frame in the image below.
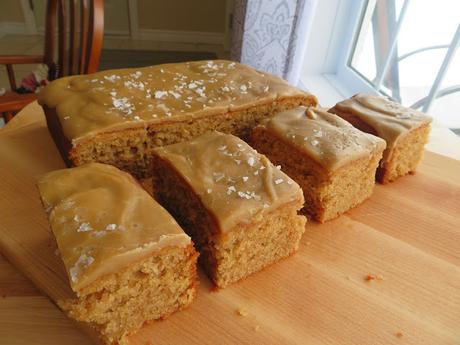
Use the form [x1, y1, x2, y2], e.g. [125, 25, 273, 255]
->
[299, 0, 379, 105]
[298, 0, 460, 160]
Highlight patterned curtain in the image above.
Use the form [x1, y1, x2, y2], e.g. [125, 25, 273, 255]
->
[231, 0, 317, 86]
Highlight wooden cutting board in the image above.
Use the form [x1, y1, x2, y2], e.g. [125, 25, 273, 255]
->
[0, 102, 459, 345]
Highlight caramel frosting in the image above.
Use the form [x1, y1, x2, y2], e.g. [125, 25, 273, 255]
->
[261, 107, 386, 171]
[37, 60, 313, 143]
[37, 163, 191, 294]
[153, 131, 304, 232]
[333, 93, 432, 154]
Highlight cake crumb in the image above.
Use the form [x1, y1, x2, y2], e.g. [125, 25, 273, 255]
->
[254, 325, 261, 331]
[365, 273, 384, 281]
[364, 274, 376, 281]
[237, 308, 248, 317]
[396, 331, 403, 338]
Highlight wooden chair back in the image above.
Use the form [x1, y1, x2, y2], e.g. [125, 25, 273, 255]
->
[44, 0, 104, 80]
[0, 0, 104, 124]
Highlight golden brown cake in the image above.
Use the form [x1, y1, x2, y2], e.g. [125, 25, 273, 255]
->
[150, 131, 306, 288]
[249, 107, 386, 222]
[329, 93, 432, 183]
[37, 60, 317, 178]
[37, 163, 198, 345]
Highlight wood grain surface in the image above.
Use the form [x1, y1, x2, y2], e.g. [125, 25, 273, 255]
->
[0, 102, 459, 345]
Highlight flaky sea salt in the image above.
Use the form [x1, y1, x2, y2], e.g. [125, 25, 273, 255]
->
[237, 191, 251, 199]
[92, 231, 106, 238]
[77, 222, 92, 232]
[169, 91, 181, 99]
[106, 224, 117, 231]
[132, 71, 142, 78]
[195, 87, 206, 97]
[227, 186, 236, 195]
[69, 253, 95, 283]
[154, 90, 168, 99]
[104, 75, 120, 82]
[313, 130, 323, 138]
[213, 172, 225, 182]
[112, 97, 134, 114]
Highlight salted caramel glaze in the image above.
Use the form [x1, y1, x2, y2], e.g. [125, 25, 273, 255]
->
[38, 60, 313, 143]
[262, 107, 386, 170]
[153, 132, 304, 232]
[333, 93, 432, 152]
[37, 163, 191, 294]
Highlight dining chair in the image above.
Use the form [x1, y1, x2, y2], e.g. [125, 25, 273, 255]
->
[0, 0, 104, 124]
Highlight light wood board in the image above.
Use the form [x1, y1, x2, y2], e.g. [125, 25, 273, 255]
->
[0, 102, 459, 345]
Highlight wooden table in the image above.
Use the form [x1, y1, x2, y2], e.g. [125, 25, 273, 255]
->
[1, 102, 459, 345]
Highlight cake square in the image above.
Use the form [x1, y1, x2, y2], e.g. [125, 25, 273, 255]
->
[37, 163, 198, 345]
[38, 60, 317, 178]
[150, 131, 306, 288]
[249, 107, 386, 222]
[329, 93, 432, 183]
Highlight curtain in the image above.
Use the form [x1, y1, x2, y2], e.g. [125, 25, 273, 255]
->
[231, 0, 318, 86]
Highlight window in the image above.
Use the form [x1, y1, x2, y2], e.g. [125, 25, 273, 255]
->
[301, 0, 460, 132]
[350, 0, 460, 129]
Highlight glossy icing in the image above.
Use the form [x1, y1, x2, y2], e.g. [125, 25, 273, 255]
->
[37, 163, 190, 293]
[153, 132, 304, 232]
[38, 60, 313, 143]
[261, 107, 386, 170]
[333, 93, 432, 155]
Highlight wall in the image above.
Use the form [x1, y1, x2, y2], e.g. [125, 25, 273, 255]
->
[137, 0, 226, 33]
[0, 0, 228, 38]
[105, 0, 130, 33]
[30, 0, 130, 34]
[32, 0, 46, 29]
[0, 0, 25, 23]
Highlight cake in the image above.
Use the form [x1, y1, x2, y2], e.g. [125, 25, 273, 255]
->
[150, 131, 306, 288]
[37, 60, 317, 178]
[329, 93, 432, 183]
[249, 107, 386, 222]
[37, 163, 198, 345]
